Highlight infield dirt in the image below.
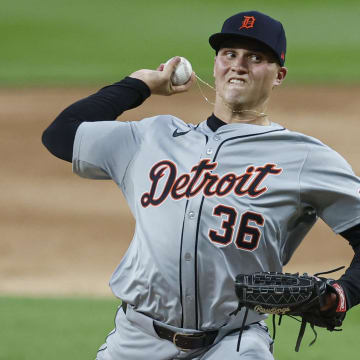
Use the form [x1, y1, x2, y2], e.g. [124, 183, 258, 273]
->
[1, 85, 359, 297]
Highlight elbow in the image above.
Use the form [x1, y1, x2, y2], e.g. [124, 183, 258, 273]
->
[41, 125, 73, 163]
[41, 127, 52, 150]
[42, 126, 58, 156]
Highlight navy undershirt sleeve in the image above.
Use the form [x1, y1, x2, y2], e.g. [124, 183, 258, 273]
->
[338, 224, 360, 309]
[41, 77, 151, 162]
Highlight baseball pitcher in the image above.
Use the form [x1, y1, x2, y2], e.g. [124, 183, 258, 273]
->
[42, 11, 360, 360]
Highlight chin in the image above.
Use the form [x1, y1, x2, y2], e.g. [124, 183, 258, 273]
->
[222, 93, 249, 108]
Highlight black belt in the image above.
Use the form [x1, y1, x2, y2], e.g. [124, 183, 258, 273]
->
[121, 302, 218, 350]
[153, 323, 218, 350]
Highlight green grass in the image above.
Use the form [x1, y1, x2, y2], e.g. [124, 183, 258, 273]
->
[0, 296, 119, 360]
[266, 307, 360, 359]
[1, 295, 359, 359]
[2, 0, 360, 86]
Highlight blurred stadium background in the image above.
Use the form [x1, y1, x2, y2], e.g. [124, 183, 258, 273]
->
[1, 0, 359, 359]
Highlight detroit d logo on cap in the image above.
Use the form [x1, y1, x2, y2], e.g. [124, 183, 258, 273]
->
[239, 16, 256, 30]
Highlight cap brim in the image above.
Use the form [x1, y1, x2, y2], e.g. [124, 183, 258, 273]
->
[209, 32, 282, 65]
[209, 32, 265, 51]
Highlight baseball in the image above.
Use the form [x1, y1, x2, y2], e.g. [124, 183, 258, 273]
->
[165, 56, 192, 85]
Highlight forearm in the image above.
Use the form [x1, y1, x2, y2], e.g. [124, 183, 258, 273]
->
[337, 225, 360, 309]
[337, 253, 360, 309]
[41, 77, 150, 162]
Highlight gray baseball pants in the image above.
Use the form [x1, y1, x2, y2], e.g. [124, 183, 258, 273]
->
[96, 305, 274, 360]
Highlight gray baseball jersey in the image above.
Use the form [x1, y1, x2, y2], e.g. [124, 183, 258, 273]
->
[73, 115, 360, 331]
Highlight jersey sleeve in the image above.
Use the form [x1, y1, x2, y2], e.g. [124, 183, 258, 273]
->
[300, 144, 360, 233]
[72, 120, 141, 185]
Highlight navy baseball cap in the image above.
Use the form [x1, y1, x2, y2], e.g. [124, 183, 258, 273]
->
[209, 11, 286, 66]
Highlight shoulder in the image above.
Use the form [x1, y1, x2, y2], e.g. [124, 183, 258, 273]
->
[76, 115, 194, 144]
[271, 126, 323, 146]
[285, 130, 354, 172]
[134, 114, 195, 135]
[138, 114, 192, 127]
[282, 128, 338, 151]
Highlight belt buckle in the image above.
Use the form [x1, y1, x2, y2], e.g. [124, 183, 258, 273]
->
[172, 332, 205, 351]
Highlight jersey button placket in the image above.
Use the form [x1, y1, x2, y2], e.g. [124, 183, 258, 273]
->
[184, 252, 192, 261]
[181, 199, 200, 329]
[181, 138, 218, 327]
[201, 137, 218, 160]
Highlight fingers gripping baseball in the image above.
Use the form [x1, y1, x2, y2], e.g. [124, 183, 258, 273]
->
[130, 57, 195, 96]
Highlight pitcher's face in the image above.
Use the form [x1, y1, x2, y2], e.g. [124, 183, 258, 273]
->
[213, 39, 286, 111]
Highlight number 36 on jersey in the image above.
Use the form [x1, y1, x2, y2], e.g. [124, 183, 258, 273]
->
[141, 158, 282, 252]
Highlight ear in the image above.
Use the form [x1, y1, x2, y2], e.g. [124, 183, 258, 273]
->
[273, 67, 287, 87]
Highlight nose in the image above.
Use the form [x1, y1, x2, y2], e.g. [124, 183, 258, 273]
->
[231, 54, 248, 74]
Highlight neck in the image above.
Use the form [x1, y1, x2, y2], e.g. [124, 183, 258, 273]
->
[214, 96, 270, 126]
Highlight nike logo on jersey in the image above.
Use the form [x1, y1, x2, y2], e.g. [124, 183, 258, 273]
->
[173, 129, 191, 137]
[141, 159, 283, 208]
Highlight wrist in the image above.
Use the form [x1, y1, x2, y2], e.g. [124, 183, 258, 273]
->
[331, 282, 347, 312]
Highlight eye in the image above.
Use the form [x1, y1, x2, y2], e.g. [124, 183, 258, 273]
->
[249, 53, 262, 62]
[225, 51, 236, 59]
